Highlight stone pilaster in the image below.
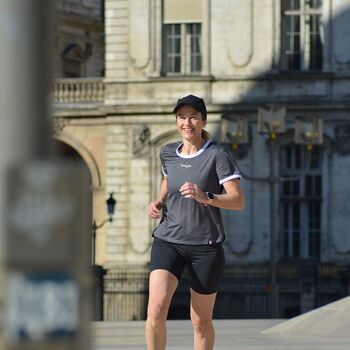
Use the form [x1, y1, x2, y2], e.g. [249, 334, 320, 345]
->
[105, 124, 130, 264]
[105, 0, 129, 80]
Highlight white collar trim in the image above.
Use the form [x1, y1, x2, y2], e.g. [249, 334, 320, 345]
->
[176, 140, 211, 159]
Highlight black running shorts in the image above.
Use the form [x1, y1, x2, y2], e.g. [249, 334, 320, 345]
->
[150, 237, 225, 295]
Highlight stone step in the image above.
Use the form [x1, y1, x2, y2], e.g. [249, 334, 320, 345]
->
[262, 296, 350, 337]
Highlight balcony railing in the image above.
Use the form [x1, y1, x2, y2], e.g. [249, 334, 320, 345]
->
[53, 78, 104, 103]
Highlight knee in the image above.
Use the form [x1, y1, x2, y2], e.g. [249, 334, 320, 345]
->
[147, 301, 168, 327]
[191, 314, 213, 335]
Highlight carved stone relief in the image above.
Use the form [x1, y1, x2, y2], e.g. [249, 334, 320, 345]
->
[129, 0, 151, 69]
[133, 125, 151, 157]
[52, 117, 68, 136]
[226, 0, 254, 67]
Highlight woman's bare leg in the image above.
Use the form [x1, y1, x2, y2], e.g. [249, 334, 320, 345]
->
[190, 288, 217, 350]
[145, 269, 178, 350]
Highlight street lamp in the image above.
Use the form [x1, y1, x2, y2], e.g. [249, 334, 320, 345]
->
[294, 115, 323, 147]
[91, 192, 116, 321]
[257, 107, 287, 318]
[221, 114, 249, 149]
[258, 106, 287, 139]
[92, 192, 116, 266]
[221, 108, 323, 318]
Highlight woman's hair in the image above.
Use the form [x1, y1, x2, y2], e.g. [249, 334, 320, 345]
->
[200, 111, 210, 139]
[202, 129, 210, 140]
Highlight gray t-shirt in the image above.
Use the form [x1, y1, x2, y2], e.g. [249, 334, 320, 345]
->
[153, 140, 241, 245]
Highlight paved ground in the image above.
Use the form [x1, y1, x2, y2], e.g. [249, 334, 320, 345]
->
[92, 319, 350, 350]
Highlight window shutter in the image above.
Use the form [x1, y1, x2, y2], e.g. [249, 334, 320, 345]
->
[163, 0, 203, 23]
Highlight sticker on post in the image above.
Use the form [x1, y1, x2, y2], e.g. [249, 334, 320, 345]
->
[5, 272, 79, 343]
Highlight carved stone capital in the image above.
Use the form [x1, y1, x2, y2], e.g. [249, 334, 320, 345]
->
[52, 117, 68, 136]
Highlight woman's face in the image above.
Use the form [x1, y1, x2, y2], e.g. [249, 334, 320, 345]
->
[175, 105, 207, 142]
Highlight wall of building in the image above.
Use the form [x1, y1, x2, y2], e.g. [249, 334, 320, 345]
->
[53, 0, 350, 319]
[100, 0, 350, 266]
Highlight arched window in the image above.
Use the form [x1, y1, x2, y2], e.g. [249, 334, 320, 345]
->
[279, 144, 322, 259]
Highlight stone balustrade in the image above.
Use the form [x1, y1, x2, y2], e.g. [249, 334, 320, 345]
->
[54, 78, 104, 103]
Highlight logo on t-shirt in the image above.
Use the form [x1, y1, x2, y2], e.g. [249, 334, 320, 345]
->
[180, 164, 192, 168]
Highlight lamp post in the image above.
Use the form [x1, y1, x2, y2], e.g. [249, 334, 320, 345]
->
[258, 106, 287, 318]
[91, 192, 116, 321]
[92, 192, 116, 266]
[221, 108, 323, 318]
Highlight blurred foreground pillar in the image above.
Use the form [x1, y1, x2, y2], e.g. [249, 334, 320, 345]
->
[0, 1, 91, 349]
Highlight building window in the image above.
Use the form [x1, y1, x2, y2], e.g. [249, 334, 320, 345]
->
[162, 0, 202, 75]
[163, 23, 202, 74]
[281, 0, 323, 71]
[280, 144, 322, 259]
[164, 24, 181, 73]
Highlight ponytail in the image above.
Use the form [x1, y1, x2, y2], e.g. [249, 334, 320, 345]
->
[202, 129, 210, 140]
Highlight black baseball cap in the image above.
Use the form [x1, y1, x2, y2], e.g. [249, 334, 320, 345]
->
[173, 94, 207, 120]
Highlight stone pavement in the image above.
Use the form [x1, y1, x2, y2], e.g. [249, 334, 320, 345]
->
[92, 319, 350, 350]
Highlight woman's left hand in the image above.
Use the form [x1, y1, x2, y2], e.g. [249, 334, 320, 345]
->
[179, 182, 208, 205]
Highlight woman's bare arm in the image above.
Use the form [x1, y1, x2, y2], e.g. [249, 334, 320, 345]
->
[148, 177, 168, 219]
[179, 178, 244, 211]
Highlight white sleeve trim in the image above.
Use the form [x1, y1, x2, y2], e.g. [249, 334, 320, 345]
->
[219, 174, 241, 184]
[161, 166, 168, 177]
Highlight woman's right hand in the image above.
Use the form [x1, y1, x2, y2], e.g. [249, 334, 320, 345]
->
[148, 200, 164, 219]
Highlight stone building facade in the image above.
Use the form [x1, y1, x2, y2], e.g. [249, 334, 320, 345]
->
[53, 0, 350, 320]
